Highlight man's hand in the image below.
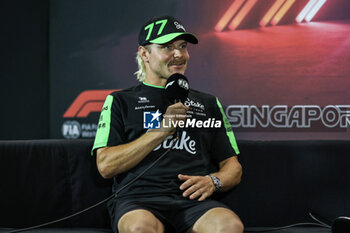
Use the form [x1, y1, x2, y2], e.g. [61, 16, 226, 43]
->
[161, 102, 189, 135]
[178, 174, 215, 201]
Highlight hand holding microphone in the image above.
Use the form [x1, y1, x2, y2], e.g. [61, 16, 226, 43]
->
[162, 73, 190, 138]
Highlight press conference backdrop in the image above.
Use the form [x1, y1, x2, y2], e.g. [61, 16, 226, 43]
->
[8, 0, 350, 140]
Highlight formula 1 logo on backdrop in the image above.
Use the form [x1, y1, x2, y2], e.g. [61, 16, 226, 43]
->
[63, 90, 118, 118]
[62, 89, 118, 139]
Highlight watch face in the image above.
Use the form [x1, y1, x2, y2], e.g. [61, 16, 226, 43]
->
[210, 175, 222, 192]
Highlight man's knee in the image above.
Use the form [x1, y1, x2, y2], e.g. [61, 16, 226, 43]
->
[126, 223, 158, 233]
[216, 209, 244, 233]
[218, 216, 244, 233]
[118, 209, 164, 233]
[190, 207, 244, 233]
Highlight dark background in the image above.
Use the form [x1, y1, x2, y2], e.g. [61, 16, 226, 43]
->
[2, 0, 49, 140]
[2, 0, 350, 140]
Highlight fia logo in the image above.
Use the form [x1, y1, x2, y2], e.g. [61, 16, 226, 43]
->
[62, 121, 81, 139]
[178, 79, 189, 90]
[143, 110, 162, 129]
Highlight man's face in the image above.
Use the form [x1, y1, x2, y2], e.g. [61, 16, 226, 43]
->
[146, 39, 190, 79]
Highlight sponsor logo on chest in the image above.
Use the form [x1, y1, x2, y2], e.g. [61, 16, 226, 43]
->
[184, 98, 205, 111]
[154, 131, 196, 155]
[138, 96, 150, 103]
[135, 96, 156, 110]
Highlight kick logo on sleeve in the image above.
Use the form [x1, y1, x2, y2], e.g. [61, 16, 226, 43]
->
[143, 110, 162, 129]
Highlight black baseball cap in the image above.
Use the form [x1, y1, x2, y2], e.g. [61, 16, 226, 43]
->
[138, 15, 198, 46]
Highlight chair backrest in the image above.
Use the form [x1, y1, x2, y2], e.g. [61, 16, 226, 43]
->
[0, 139, 112, 229]
[1, 139, 350, 228]
[218, 140, 350, 227]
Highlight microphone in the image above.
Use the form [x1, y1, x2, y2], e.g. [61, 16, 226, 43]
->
[164, 73, 189, 138]
[164, 73, 189, 103]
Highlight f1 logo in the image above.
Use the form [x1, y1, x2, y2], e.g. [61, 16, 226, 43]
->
[143, 110, 162, 129]
[63, 90, 119, 118]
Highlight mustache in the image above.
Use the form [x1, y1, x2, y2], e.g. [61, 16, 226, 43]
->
[168, 60, 186, 66]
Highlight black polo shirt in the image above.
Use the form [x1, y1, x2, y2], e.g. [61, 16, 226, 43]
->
[92, 82, 239, 198]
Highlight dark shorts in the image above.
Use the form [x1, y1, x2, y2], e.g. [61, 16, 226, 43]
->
[107, 194, 229, 233]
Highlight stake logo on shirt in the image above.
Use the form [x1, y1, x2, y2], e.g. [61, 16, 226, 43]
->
[154, 131, 196, 155]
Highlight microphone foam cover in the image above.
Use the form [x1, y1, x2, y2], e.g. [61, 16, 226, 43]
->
[164, 73, 189, 103]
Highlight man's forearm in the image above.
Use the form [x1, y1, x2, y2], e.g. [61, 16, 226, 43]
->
[178, 156, 242, 200]
[211, 156, 242, 192]
[96, 130, 169, 178]
[96, 102, 188, 179]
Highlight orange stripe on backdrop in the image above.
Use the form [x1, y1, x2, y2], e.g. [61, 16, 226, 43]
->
[229, 0, 258, 30]
[260, 0, 286, 27]
[215, 0, 246, 32]
[75, 102, 105, 118]
[63, 90, 118, 118]
[271, 0, 296, 26]
[295, 0, 318, 23]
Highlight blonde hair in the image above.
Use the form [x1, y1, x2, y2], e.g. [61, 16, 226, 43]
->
[134, 45, 151, 82]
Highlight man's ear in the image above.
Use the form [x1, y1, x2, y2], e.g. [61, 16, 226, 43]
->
[138, 46, 150, 63]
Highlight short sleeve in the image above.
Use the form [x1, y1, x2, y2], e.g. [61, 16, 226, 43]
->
[91, 94, 125, 155]
[210, 97, 240, 163]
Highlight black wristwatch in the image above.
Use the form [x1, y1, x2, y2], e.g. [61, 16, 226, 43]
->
[206, 174, 222, 192]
